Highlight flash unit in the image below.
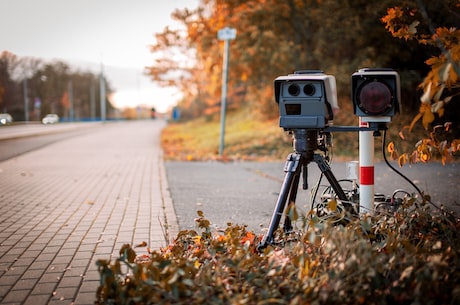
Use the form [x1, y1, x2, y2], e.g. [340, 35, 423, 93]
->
[352, 68, 401, 122]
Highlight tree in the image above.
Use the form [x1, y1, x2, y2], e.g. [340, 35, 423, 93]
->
[146, 0, 437, 121]
[0, 52, 46, 120]
[381, 0, 460, 165]
[0, 51, 19, 113]
[0, 51, 115, 121]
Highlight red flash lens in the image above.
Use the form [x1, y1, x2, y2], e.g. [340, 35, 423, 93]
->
[358, 81, 392, 115]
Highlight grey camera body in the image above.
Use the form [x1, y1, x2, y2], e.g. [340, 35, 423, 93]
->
[274, 70, 338, 130]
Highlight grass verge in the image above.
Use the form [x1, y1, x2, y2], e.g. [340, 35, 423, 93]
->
[160, 108, 431, 162]
[161, 110, 293, 161]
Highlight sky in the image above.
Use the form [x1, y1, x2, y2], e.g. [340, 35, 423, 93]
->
[0, 0, 198, 112]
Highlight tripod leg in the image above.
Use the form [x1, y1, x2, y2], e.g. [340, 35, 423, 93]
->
[302, 164, 308, 189]
[283, 171, 300, 233]
[313, 154, 355, 213]
[258, 153, 301, 250]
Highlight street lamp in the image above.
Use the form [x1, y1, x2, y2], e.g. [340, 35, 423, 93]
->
[217, 27, 237, 156]
[23, 78, 29, 121]
[99, 68, 106, 122]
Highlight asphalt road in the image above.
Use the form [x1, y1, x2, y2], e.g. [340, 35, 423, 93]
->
[166, 159, 460, 233]
[0, 122, 101, 161]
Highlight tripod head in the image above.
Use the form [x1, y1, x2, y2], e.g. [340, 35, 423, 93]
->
[290, 129, 331, 163]
[291, 129, 318, 161]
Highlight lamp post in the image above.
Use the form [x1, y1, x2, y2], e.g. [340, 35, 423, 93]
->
[99, 66, 106, 122]
[217, 27, 236, 156]
[23, 78, 29, 122]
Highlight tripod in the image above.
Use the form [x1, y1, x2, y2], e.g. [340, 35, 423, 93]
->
[258, 129, 356, 250]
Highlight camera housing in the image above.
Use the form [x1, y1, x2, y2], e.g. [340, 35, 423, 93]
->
[351, 68, 401, 123]
[274, 70, 338, 130]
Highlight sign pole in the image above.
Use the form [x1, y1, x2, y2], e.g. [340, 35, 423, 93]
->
[219, 38, 230, 156]
[217, 27, 236, 156]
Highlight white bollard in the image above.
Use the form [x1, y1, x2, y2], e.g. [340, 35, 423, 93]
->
[359, 118, 374, 214]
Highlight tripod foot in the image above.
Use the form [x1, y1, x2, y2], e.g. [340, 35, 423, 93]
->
[257, 235, 273, 252]
[257, 242, 268, 252]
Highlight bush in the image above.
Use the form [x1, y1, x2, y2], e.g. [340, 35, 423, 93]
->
[96, 206, 460, 305]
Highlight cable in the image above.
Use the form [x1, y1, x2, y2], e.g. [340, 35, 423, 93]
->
[310, 172, 324, 210]
[382, 129, 443, 212]
[310, 132, 332, 211]
[391, 189, 411, 202]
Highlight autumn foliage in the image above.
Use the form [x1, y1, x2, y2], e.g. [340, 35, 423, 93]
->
[96, 207, 460, 304]
[147, 0, 434, 119]
[382, 2, 460, 165]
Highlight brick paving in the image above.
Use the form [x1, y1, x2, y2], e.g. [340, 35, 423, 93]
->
[0, 120, 178, 304]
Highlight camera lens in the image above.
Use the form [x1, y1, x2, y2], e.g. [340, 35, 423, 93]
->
[358, 81, 392, 114]
[303, 84, 315, 96]
[287, 84, 301, 96]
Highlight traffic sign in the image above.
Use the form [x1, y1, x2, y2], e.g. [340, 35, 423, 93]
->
[218, 27, 237, 40]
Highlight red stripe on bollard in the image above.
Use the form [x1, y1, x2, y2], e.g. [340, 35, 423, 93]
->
[360, 166, 374, 185]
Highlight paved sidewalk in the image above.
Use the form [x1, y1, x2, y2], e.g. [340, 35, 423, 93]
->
[0, 120, 178, 304]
